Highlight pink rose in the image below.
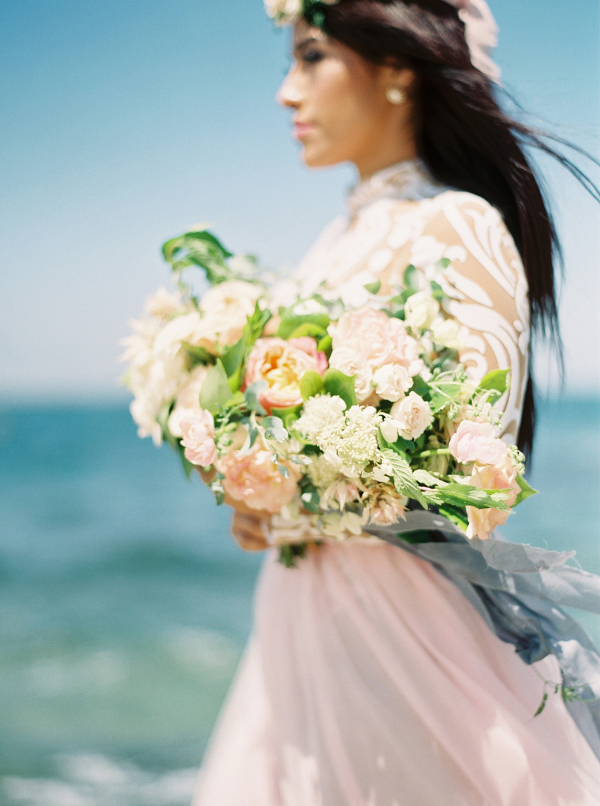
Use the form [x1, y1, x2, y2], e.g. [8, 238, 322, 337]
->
[449, 420, 508, 466]
[331, 307, 422, 375]
[180, 412, 217, 467]
[332, 308, 395, 368]
[217, 443, 301, 514]
[244, 337, 327, 413]
[466, 458, 520, 540]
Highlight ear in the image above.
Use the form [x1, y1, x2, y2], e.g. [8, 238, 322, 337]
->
[379, 65, 417, 96]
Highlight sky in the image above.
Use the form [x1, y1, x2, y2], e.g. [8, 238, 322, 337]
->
[1, 0, 598, 401]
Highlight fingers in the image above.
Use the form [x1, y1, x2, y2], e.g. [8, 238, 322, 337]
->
[231, 512, 269, 552]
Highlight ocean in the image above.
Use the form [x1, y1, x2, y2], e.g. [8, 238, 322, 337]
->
[0, 398, 598, 805]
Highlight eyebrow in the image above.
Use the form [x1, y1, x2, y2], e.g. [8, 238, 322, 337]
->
[292, 35, 325, 55]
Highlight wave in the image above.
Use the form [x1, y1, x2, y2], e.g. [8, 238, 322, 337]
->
[2, 753, 197, 806]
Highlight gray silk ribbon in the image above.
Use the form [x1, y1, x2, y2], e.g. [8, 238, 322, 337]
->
[364, 511, 600, 761]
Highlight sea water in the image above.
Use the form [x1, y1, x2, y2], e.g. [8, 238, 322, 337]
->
[0, 398, 598, 805]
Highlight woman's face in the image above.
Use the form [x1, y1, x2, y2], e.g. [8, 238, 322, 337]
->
[278, 21, 417, 178]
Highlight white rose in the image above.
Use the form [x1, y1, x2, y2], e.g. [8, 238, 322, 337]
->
[431, 317, 464, 350]
[390, 392, 434, 440]
[404, 292, 440, 331]
[167, 365, 211, 438]
[198, 280, 263, 350]
[372, 364, 413, 402]
[329, 348, 374, 402]
[264, 0, 302, 23]
[144, 287, 183, 321]
[379, 419, 400, 444]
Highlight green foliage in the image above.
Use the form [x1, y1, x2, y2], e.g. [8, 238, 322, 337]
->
[162, 229, 233, 285]
[317, 334, 333, 357]
[403, 264, 419, 292]
[288, 322, 327, 339]
[382, 450, 428, 508]
[182, 342, 216, 366]
[323, 368, 357, 409]
[413, 469, 447, 487]
[399, 530, 435, 545]
[364, 279, 381, 295]
[515, 475, 538, 506]
[277, 312, 330, 340]
[430, 483, 510, 511]
[428, 381, 464, 414]
[278, 543, 308, 568]
[198, 361, 234, 414]
[221, 337, 246, 390]
[438, 503, 469, 531]
[478, 369, 510, 397]
[271, 404, 303, 430]
[244, 381, 268, 415]
[300, 370, 325, 400]
[244, 303, 272, 350]
[261, 416, 288, 443]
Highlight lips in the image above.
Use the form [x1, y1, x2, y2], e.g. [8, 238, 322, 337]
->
[293, 121, 315, 140]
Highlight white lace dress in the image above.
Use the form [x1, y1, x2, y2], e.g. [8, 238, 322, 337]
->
[192, 161, 600, 805]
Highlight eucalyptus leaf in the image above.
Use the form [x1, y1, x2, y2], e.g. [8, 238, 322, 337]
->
[381, 450, 428, 508]
[323, 368, 357, 409]
[198, 361, 233, 414]
[277, 464, 290, 478]
[262, 416, 288, 443]
[244, 381, 268, 415]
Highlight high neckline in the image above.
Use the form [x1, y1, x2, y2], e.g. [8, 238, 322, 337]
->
[347, 158, 444, 218]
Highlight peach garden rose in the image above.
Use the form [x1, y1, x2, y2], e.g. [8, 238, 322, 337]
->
[217, 442, 301, 514]
[180, 411, 217, 467]
[449, 420, 508, 466]
[466, 458, 520, 540]
[244, 336, 328, 413]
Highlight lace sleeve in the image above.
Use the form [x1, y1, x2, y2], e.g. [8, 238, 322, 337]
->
[376, 192, 530, 441]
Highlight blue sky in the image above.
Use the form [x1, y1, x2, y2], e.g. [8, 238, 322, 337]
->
[0, 0, 598, 400]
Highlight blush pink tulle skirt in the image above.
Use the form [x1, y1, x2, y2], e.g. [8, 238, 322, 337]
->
[192, 541, 600, 805]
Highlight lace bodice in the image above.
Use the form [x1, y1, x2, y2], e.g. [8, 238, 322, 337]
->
[284, 158, 529, 441]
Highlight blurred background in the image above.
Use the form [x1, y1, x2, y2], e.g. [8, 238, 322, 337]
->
[0, 0, 598, 803]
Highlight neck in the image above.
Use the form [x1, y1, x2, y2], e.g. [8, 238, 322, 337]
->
[354, 138, 418, 183]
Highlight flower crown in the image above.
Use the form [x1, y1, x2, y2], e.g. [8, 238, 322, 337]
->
[264, 0, 500, 82]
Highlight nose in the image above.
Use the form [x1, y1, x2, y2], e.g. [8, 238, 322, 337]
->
[277, 66, 303, 108]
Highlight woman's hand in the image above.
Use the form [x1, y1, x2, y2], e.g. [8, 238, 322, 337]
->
[197, 468, 270, 552]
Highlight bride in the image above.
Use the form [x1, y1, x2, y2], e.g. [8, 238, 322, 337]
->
[192, 1, 600, 803]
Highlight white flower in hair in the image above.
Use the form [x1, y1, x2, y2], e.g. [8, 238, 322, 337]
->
[264, 0, 339, 27]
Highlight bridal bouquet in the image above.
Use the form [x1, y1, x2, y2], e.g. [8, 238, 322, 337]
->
[122, 227, 536, 564]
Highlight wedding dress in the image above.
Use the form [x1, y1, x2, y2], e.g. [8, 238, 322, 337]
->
[192, 160, 600, 805]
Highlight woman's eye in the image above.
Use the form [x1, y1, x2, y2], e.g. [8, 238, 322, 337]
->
[302, 49, 324, 64]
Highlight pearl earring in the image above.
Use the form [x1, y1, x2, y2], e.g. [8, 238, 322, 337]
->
[386, 86, 406, 105]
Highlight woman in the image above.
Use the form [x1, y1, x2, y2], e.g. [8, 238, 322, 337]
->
[193, 1, 600, 803]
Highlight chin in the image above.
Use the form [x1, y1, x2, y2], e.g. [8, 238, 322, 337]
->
[300, 142, 341, 169]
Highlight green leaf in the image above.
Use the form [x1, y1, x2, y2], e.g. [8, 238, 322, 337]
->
[515, 475, 539, 506]
[430, 280, 447, 302]
[177, 442, 195, 479]
[429, 382, 463, 413]
[399, 530, 435, 545]
[277, 313, 330, 340]
[437, 257, 451, 270]
[323, 368, 357, 409]
[413, 469, 448, 487]
[300, 370, 325, 401]
[382, 450, 428, 508]
[438, 503, 469, 531]
[403, 264, 419, 292]
[434, 483, 510, 511]
[288, 322, 327, 340]
[317, 334, 333, 357]
[478, 369, 510, 396]
[278, 543, 307, 568]
[364, 279, 381, 295]
[244, 381, 268, 415]
[534, 692, 548, 718]
[182, 342, 216, 365]
[244, 303, 272, 351]
[221, 336, 245, 389]
[198, 361, 234, 415]
[162, 229, 233, 285]
[277, 463, 290, 478]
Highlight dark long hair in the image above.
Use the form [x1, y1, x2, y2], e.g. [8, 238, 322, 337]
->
[305, 0, 598, 460]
